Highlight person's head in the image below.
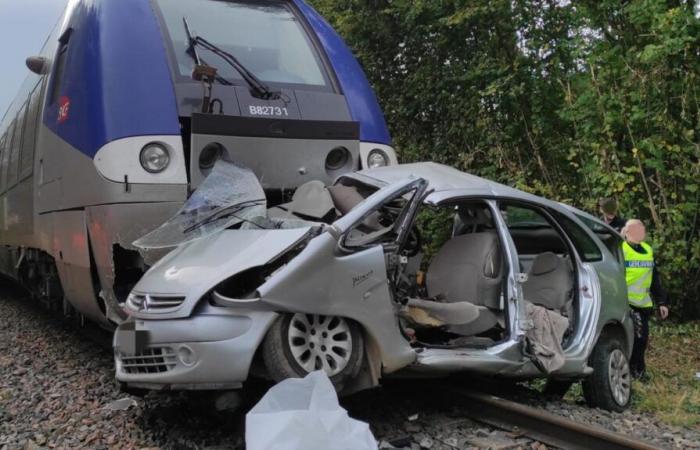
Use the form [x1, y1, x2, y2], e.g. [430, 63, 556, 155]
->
[622, 219, 646, 244]
[599, 197, 618, 220]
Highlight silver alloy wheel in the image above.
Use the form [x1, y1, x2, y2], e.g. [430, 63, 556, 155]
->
[287, 314, 353, 377]
[608, 349, 631, 406]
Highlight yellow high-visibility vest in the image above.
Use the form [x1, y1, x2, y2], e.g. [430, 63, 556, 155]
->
[622, 241, 654, 309]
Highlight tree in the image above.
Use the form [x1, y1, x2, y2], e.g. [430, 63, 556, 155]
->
[311, 0, 700, 318]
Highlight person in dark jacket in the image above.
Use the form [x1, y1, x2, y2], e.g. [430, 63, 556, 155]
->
[599, 197, 627, 232]
[621, 219, 669, 381]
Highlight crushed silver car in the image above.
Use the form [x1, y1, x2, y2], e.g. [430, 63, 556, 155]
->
[114, 161, 634, 411]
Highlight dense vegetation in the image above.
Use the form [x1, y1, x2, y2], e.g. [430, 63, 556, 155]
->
[310, 0, 700, 318]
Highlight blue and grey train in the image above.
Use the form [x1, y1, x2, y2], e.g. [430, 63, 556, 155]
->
[0, 0, 396, 326]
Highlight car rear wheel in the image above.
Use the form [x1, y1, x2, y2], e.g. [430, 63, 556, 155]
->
[262, 313, 364, 391]
[582, 333, 631, 411]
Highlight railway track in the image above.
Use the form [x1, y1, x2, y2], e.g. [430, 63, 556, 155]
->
[0, 286, 674, 449]
[440, 387, 661, 450]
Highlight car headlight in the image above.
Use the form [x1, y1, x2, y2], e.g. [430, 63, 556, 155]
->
[367, 149, 389, 168]
[140, 143, 170, 173]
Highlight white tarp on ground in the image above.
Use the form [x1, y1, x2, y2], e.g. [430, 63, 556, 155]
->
[246, 371, 378, 450]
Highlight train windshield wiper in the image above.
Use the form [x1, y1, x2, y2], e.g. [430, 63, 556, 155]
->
[182, 17, 280, 99]
[183, 199, 266, 234]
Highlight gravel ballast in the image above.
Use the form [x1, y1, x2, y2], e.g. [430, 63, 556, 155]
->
[1, 285, 698, 449]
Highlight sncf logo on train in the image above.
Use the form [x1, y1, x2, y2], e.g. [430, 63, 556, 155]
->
[58, 96, 70, 124]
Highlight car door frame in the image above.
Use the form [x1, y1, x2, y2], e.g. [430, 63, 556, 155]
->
[493, 198, 609, 373]
[426, 195, 524, 343]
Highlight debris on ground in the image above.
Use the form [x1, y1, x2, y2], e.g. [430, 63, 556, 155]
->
[246, 371, 377, 450]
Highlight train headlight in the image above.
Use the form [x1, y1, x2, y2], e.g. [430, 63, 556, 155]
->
[140, 143, 170, 173]
[326, 147, 350, 171]
[367, 149, 389, 168]
[199, 143, 223, 171]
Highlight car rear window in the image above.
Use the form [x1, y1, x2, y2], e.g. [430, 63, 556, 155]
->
[155, 0, 329, 88]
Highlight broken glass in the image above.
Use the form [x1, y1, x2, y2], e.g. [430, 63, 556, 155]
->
[133, 160, 267, 249]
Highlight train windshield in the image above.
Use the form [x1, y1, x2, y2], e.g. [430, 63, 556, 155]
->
[156, 0, 329, 88]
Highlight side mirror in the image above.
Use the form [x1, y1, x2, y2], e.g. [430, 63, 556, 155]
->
[26, 56, 49, 75]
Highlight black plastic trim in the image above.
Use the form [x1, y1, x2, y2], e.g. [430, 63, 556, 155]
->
[191, 113, 359, 140]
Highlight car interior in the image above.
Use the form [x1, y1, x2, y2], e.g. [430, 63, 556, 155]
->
[396, 201, 579, 351]
[263, 179, 579, 351]
[396, 202, 507, 348]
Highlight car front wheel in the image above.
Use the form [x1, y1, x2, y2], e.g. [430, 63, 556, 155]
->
[582, 333, 632, 412]
[262, 313, 364, 391]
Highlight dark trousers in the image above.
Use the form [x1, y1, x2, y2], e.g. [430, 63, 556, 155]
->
[630, 307, 652, 376]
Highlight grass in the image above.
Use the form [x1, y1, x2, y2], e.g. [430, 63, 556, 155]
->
[631, 321, 700, 428]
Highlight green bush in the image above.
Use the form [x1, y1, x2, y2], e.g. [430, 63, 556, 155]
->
[311, 0, 700, 319]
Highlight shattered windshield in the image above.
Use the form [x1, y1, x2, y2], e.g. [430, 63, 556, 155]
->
[134, 161, 271, 249]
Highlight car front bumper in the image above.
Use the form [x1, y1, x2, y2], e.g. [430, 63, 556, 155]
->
[113, 307, 278, 390]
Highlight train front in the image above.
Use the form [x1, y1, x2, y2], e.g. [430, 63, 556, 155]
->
[78, 0, 396, 323]
[155, 0, 397, 192]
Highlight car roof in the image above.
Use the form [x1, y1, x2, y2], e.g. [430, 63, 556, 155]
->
[352, 162, 544, 204]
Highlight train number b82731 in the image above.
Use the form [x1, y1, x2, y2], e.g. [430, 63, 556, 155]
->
[248, 105, 289, 117]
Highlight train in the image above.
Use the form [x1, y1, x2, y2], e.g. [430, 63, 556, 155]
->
[0, 0, 396, 327]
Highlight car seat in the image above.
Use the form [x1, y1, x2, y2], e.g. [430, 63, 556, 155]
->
[406, 232, 502, 336]
[521, 252, 573, 313]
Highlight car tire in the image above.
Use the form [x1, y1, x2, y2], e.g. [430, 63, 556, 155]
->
[582, 333, 631, 412]
[262, 313, 364, 392]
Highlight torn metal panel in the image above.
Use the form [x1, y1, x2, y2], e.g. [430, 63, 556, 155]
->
[86, 202, 183, 323]
[50, 210, 109, 326]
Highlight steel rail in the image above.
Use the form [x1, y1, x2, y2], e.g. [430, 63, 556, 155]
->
[445, 388, 661, 450]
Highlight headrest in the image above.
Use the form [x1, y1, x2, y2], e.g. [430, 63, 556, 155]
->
[530, 252, 560, 276]
[457, 206, 492, 226]
[327, 184, 365, 215]
[288, 180, 335, 219]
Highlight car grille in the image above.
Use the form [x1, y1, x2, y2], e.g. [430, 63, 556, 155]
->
[118, 347, 177, 374]
[126, 293, 186, 313]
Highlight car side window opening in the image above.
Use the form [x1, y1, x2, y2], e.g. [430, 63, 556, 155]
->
[552, 212, 604, 263]
[500, 203, 570, 269]
[497, 202, 584, 350]
[393, 200, 510, 348]
[574, 213, 621, 263]
[340, 186, 421, 251]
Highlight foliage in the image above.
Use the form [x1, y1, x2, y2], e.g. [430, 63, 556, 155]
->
[634, 320, 700, 426]
[310, 0, 700, 318]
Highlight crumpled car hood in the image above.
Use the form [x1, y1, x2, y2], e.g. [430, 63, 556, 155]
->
[130, 227, 313, 318]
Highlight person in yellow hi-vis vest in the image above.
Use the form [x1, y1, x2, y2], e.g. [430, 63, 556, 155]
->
[621, 219, 669, 380]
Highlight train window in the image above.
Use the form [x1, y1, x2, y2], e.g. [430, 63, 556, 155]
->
[8, 107, 25, 187]
[49, 29, 72, 105]
[21, 84, 42, 176]
[0, 122, 14, 192]
[155, 0, 329, 88]
[0, 135, 5, 191]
